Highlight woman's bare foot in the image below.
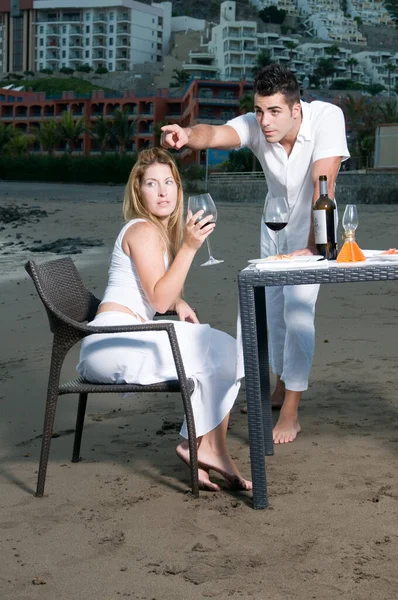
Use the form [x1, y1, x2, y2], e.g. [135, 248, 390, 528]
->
[196, 446, 252, 491]
[176, 443, 220, 491]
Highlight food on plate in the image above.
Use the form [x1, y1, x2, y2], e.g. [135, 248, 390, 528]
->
[265, 254, 292, 261]
[381, 248, 398, 255]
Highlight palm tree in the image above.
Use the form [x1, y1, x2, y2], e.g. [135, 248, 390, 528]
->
[239, 93, 254, 114]
[252, 49, 272, 77]
[346, 57, 358, 79]
[111, 107, 137, 153]
[170, 69, 190, 88]
[379, 100, 398, 123]
[5, 131, 34, 156]
[285, 41, 298, 67]
[56, 111, 85, 155]
[35, 121, 60, 155]
[0, 122, 17, 155]
[89, 116, 115, 155]
[314, 57, 337, 87]
[324, 44, 340, 60]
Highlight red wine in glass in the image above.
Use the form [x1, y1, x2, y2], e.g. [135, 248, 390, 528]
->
[263, 196, 289, 255]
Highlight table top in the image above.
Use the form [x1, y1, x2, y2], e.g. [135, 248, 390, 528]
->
[238, 262, 398, 287]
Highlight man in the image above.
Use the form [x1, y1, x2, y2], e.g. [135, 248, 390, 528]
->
[161, 63, 349, 444]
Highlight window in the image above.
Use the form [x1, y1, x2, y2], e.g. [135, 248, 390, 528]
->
[152, 18, 155, 23]
[86, 25, 90, 33]
[39, 50, 43, 58]
[85, 50, 89, 58]
[39, 39, 43, 46]
[109, 38, 113, 45]
[108, 63, 112, 70]
[86, 13, 90, 21]
[62, 26, 66, 33]
[152, 31, 154, 36]
[39, 26, 44, 34]
[39, 63, 43, 69]
[109, 50, 113, 58]
[109, 25, 114, 33]
[85, 38, 90, 45]
[62, 50, 66, 58]
[62, 38, 66, 46]
[109, 12, 114, 20]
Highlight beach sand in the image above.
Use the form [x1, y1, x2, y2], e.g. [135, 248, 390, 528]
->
[1, 181, 398, 600]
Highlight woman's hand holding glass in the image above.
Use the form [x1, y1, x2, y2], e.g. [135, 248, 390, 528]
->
[183, 209, 216, 252]
[187, 193, 224, 266]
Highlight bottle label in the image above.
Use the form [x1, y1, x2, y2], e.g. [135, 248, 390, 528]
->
[314, 210, 327, 244]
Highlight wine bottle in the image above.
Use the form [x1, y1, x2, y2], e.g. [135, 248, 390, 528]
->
[313, 175, 337, 260]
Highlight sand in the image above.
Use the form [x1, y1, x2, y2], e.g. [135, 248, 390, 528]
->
[1, 180, 398, 600]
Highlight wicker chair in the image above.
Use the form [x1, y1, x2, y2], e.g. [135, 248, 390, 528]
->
[25, 256, 199, 498]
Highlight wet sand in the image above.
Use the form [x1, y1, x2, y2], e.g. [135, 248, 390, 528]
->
[0, 181, 397, 600]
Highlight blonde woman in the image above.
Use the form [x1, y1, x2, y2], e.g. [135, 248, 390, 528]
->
[77, 148, 251, 492]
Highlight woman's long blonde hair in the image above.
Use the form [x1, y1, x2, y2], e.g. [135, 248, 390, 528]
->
[123, 148, 184, 261]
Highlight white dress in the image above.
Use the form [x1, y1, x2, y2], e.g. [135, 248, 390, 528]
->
[77, 219, 240, 438]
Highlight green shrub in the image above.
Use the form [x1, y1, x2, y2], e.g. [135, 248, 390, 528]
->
[0, 154, 137, 184]
[95, 66, 109, 74]
[60, 67, 75, 75]
[76, 63, 93, 73]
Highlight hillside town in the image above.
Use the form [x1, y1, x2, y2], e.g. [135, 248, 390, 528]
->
[0, 0, 397, 170]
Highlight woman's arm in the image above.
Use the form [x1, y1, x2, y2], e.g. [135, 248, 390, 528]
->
[123, 212, 214, 314]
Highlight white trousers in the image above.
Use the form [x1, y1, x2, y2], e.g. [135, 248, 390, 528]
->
[77, 312, 241, 439]
[265, 284, 320, 391]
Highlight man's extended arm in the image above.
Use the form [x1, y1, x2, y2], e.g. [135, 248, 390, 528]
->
[160, 123, 241, 151]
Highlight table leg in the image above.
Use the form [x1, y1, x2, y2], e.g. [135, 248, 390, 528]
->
[254, 287, 274, 456]
[238, 281, 269, 509]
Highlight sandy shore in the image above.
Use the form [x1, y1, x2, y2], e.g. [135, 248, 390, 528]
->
[1, 181, 398, 600]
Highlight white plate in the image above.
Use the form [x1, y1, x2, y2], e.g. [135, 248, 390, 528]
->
[248, 256, 324, 265]
[375, 254, 398, 262]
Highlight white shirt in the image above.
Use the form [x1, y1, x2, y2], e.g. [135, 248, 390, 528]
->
[227, 100, 350, 256]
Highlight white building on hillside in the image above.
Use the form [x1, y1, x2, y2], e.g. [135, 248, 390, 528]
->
[347, 0, 394, 26]
[33, 0, 172, 72]
[354, 50, 398, 88]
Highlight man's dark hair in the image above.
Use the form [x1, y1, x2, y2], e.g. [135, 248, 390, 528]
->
[253, 63, 300, 109]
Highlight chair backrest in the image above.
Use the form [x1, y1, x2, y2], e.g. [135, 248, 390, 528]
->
[25, 257, 100, 332]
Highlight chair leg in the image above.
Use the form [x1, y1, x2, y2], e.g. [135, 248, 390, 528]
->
[36, 343, 69, 498]
[183, 391, 199, 498]
[72, 393, 88, 463]
[36, 387, 60, 498]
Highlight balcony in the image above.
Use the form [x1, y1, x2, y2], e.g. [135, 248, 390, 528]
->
[117, 14, 131, 22]
[93, 15, 107, 23]
[69, 39, 83, 48]
[116, 24, 130, 34]
[92, 40, 107, 49]
[116, 37, 130, 48]
[93, 27, 106, 35]
[70, 27, 82, 36]
[48, 28, 60, 36]
[47, 39, 60, 49]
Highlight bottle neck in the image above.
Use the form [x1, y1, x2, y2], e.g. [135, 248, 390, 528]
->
[319, 179, 328, 196]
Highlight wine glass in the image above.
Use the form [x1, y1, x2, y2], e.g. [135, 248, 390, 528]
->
[342, 204, 358, 239]
[263, 196, 289, 255]
[187, 193, 224, 267]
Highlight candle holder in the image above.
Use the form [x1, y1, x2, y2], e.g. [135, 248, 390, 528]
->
[336, 204, 366, 263]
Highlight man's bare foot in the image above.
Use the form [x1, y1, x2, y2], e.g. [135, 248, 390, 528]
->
[176, 444, 220, 491]
[273, 414, 301, 444]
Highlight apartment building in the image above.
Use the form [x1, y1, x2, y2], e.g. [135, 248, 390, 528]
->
[0, 0, 35, 72]
[0, 0, 172, 73]
[0, 77, 249, 164]
[33, 0, 172, 72]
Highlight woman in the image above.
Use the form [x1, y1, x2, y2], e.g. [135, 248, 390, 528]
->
[77, 148, 251, 492]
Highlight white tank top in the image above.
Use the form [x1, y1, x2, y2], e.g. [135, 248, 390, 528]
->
[100, 218, 169, 321]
